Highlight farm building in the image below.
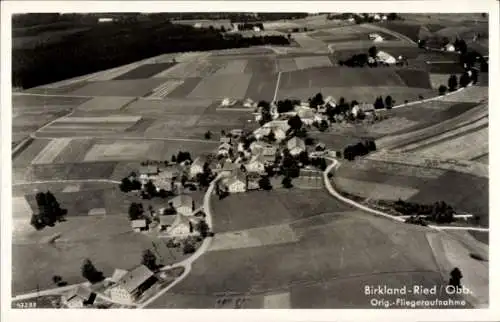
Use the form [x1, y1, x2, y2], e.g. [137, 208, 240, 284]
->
[139, 165, 159, 183]
[218, 143, 233, 156]
[167, 213, 199, 236]
[245, 155, 266, 174]
[131, 219, 148, 232]
[220, 136, 232, 144]
[287, 137, 306, 156]
[250, 141, 271, 155]
[220, 98, 237, 107]
[61, 286, 96, 308]
[109, 265, 158, 305]
[160, 166, 181, 180]
[221, 170, 247, 193]
[220, 161, 239, 177]
[230, 129, 244, 137]
[159, 215, 177, 231]
[376, 51, 397, 65]
[189, 156, 209, 178]
[169, 195, 194, 216]
[254, 120, 290, 140]
[296, 106, 315, 119]
[110, 268, 129, 284]
[444, 43, 456, 52]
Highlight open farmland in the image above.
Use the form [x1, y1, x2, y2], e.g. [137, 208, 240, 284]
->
[68, 78, 168, 97]
[334, 159, 489, 227]
[150, 204, 467, 308]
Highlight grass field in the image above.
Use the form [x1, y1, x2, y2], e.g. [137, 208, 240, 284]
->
[75, 96, 136, 112]
[334, 159, 489, 227]
[113, 62, 177, 80]
[69, 78, 168, 97]
[154, 209, 452, 308]
[188, 74, 253, 100]
[31, 138, 73, 165]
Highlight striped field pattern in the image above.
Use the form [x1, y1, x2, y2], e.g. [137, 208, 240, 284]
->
[147, 80, 185, 99]
[31, 138, 73, 165]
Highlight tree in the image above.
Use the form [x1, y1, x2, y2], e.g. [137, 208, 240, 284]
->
[384, 95, 393, 109]
[282, 176, 293, 189]
[288, 115, 303, 132]
[145, 180, 157, 198]
[448, 267, 463, 289]
[128, 202, 144, 221]
[183, 240, 196, 254]
[374, 96, 385, 110]
[204, 131, 212, 140]
[81, 259, 104, 284]
[119, 177, 132, 192]
[171, 154, 177, 163]
[141, 249, 158, 271]
[310, 92, 324, 108]
[52, 275, 62, 285]
[298, 151, 310, 166]
[319, 120, 329, 132]
[387, 13, 398, 20]
[368, 46, 378, 58]
[195, 220, 210, 238]
[265, 131, 276, 143]
[258, 176, 273, 190]
[438, 85, 447, 95]
[448, 74, 458, 91]
[470, 69, 478, 84]
[459, 72, 471, 88]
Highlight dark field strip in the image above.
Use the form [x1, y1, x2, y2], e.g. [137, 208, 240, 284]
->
[124, 118, 156, 133]
[427, 62, 466, 74]
[52, 138, 95, 164]
[468, 230, 489, 245]
[395, 69, 432, 88]
[243, 57, 277, 74]
[113, 62, 177, 80]
[376, 22, 421, 42]
[245, 72, 279, 102]
[31, 161, 118, 181]
[167, 77, 203, 98]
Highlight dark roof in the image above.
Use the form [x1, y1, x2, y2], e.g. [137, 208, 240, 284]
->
[116, 265, 155, 293]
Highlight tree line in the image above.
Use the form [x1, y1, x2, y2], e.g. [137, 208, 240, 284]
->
[343, 140, 377, 161]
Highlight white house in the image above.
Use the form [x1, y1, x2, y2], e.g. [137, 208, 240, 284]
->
[296, 106, 315, 119]
[131, 219, 147, 232]
[98, 17, 114, 23]
[109, 265, 157, 305]
[273, 128, 287, 142]
[381, 15, 388, 21]
[62, 286, 96, 308]
[373, 14, 381, 21]
[189, 156, 208, 178]
[110, 268, 129, 284]
[253, 26, 261, 32]
[287, 137, 306, 156]
[222, 170, 247, 193]
[245, 155, 266, 174]
[376, 51, 396, 64]
[167, 213, 198, 236]
[444, 43, 455, 52]
[169, 195, 194, 216]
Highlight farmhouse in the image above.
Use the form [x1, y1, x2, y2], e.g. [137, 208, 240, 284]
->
[190, 155, 209, 178]
[139, 165, 159, 182]
[61, 286, 96, 308]
[218, 142, 233, 156]
[245, 155, 266, 174]
[110, 268, 129, 284]
[220, 98, 237, 107]
[168, 213, 200, 236]
[131, 219, 148, 232]
[159, 215, 177, 231]
[109, 265, 158, 305]
[220, 136, 232, 144]
[221, 169, 247, 193]
[169, 195, 194, 216]
[254, 120, 290, 140]
[444, 43, 455, 52]
[220, 161, 239, 177]
[287, 137, 306, 156]
[376, 51, 397, 65]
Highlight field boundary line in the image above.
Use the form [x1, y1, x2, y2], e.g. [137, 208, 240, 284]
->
[12, 179, 121, 186]
[323, 157, 489, 233]
[273, 71, 282, 102]
[32, 133, 220, 144]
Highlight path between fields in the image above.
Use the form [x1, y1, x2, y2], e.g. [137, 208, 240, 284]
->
[323, 157, 489, 233]
[12, 179, 121, 186]
[31, 133, 219, 144]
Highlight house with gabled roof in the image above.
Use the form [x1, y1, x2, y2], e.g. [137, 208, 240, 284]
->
[169, 195, 194, 216]
[131, 219, 147, 232]
[62, 286, 96, 308]
[189, 155, 211, 178]
[221, 169, 247, 193]
[109, 265, 158, 305]
[287, 137, 306, 156]
[245, 155, 266, 174]
[167, 213, 200, 236]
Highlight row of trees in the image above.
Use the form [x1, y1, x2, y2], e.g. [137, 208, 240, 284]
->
[235, 22, 265, 31]
[30, 191, 67, 230]
[439, 70, 478, 95]
[394, 199, 455, 224]
[343, 140, 377, 161]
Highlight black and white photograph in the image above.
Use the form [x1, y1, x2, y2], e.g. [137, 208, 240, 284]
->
[1, 1, 498, 320]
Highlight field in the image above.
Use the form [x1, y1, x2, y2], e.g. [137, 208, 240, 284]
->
[38, 115, 143, 136]
[68, 78, 168, 97]
[334, 159, 489, 227]
[150, 197, 462, 308]
[75, 97, 136, 112]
